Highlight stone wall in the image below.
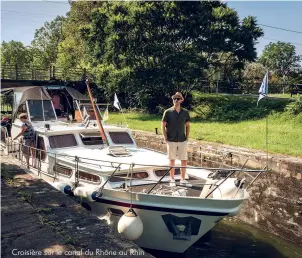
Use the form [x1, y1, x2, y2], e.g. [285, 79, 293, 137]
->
[132, 130, 302, 245]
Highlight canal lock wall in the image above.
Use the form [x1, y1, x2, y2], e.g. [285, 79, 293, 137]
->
[132, 130, 302, 246]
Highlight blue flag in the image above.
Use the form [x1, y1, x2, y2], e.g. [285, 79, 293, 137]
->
[257, 70, 269, 106]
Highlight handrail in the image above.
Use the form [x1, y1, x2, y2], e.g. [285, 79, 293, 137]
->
[4, 139, 267, 199]
[96, 164, 121, 198]
[45, 150, 265, 172]
[204, 159, 249, 199]
[147, 167, 172, 194]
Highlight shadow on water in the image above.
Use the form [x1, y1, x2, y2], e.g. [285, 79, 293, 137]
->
[145, 220, 302, 258]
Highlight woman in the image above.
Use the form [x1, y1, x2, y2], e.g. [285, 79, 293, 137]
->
[13, 113, 35, 168]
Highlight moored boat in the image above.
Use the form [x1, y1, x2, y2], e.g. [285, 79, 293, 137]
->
[0, 85, 264, 253]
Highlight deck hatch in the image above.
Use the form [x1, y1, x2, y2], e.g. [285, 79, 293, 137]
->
[108, 146, 131, 157]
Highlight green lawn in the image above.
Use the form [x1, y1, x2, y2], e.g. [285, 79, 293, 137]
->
[106, 112, 302, 157]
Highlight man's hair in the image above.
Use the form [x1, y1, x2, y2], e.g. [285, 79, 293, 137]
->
[19, 113, 28, 119]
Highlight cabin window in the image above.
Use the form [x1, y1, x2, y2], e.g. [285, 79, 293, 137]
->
[28, 100, 56, 121]
[49, 134, 77, 148]
[109, 171, 149, 182]
[77, 171, 101, 183]
[80, 132, 103, 145]
[36, 136, 46, 160]
[154, 168, 181, 177]
[109, 132, 133, 144]
[54, 164, 73, 177]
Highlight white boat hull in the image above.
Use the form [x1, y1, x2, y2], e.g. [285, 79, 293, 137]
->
[74, 188, 244, 253]
[91, 202, 222, 253]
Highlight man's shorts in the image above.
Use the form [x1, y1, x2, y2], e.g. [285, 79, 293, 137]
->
[166, 141, 187, 160]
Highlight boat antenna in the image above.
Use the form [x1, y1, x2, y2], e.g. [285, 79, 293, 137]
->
[85, 79, 108, 145]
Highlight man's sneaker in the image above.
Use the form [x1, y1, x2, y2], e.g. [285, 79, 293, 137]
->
[169, 179, 176, 187]
[180, 180, 192, 187]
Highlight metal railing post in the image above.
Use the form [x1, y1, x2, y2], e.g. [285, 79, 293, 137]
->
[147, 167, 172, 194]
[38, 149, 42, 176]
[18, 142, 21, 160]
[54, 153, 57, 179]
[74, 156, 79, 187]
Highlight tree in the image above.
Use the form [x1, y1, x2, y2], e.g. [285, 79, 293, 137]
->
[1, 40, 32, 68]
[259, 42, 301, 79]
[242, 62, 265, 93]
[79, 1, 263, 112]
[56, 1, 103, 71]
[31, 16, 66, 67]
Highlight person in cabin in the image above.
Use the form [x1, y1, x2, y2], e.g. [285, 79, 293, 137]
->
[13, 113, 35, 169]
[52, 91, 62, 116]
[161, 92, 191, 187]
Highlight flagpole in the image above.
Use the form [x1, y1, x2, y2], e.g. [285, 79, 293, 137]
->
[257, 70, 269, 171]
[119, 103, 129, 127]
[265, 97, 269, 171]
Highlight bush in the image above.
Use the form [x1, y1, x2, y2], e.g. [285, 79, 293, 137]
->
[191, 91, 293, 121]
[285, 95, 302, 115]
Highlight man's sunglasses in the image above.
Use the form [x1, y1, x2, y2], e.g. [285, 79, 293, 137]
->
[173, 98, 181, 101]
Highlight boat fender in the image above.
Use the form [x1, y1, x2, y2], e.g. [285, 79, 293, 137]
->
[73, 187, 98, 202]
[53, 182, 73, 195]
[63, 185, 72, 195]
[117, 208, 143, 241]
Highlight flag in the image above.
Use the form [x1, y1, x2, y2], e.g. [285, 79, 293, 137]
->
[257, 70, 269, 106]
[103, 106, 109, 121]
[114, 93, 121, 110]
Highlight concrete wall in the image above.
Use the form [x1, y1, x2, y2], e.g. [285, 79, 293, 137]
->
[132, 130, 302, 245]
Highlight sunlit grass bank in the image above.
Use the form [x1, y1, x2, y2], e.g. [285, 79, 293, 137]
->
[107, 112, 302, 157]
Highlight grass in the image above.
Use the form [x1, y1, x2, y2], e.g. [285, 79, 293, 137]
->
[269, 93, 300, 99]
[105, 112, 302, 157]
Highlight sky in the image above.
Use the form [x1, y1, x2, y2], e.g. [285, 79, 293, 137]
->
[1, 1, 302, 58]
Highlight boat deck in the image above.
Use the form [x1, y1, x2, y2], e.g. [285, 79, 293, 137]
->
[129, 179, 206, 197]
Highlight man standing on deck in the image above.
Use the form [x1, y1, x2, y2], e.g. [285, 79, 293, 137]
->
[162, 92, 191, 187]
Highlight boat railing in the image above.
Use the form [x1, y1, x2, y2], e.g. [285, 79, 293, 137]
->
[3, 139, 267, 198]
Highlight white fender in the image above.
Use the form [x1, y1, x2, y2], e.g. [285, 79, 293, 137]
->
[118, 208, 143, 241]
[53, 182, 73, 195]
[73, 187, 98, 202]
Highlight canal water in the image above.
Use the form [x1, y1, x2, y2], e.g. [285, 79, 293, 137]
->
[146, 219, 302, 258]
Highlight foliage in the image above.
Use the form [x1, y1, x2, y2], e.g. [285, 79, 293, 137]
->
[31, 16, 66, 67]
[1, 41, 32, 68]
[1, 94, 13, 109]
[80, 1, 263, 112]
[56, 2, 102, 71]
[259, 42, 301, 79]
[241, 62, 265, 93]
[191, 91, 292, 121]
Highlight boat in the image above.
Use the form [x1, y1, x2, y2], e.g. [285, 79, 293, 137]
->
[0, 84, 265, 253]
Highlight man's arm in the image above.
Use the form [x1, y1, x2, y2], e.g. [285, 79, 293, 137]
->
[162, 121, 167, 142]
[185, 121, 190, 141]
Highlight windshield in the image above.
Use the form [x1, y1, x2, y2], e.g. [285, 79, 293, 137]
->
[28, 100, 56, 121]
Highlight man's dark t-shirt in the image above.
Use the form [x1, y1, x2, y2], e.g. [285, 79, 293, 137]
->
[162, 107, 190, 142]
